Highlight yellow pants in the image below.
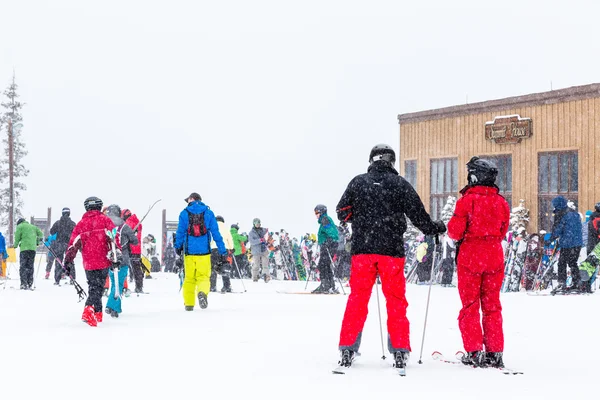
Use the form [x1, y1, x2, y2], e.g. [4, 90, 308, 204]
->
[183, 255, 211, 307]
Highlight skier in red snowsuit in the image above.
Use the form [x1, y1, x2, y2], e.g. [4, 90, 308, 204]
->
[335, 144, 446, 371]
[447, 157, 510, 368]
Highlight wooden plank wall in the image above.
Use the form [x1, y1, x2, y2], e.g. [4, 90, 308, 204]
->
[399, 98, 600, 232]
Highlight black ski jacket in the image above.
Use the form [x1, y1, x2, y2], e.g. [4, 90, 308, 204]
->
[50, 215, 76, 247]
[336, 161, 442, 258]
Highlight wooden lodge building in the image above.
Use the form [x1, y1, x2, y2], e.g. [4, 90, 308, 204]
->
[398, 83, 600, 233]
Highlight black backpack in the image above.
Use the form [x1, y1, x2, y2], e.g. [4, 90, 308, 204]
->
[187, 210, 208, 237]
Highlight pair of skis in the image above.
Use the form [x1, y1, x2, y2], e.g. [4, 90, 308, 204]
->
[432, 351, 523, 375]
[331, 351, 523, 376]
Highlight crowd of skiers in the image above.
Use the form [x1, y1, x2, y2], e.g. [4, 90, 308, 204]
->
[1, 143, 599, 377]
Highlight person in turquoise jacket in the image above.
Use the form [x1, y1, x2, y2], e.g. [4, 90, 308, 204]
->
[313, 204, 339, 293]
[14, 218, 44, 289]
[0, 232, 8, 260]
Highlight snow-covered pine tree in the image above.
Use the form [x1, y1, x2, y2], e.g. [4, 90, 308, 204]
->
[509, 199, 529, 237]
[440, 195, 457, 225]
[403, 219, 420, 244]
[0, 74, 29, 231]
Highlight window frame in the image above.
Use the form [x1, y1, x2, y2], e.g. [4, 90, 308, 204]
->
[538, 151, 578, 232]
[430, 157, 458, 220]
[404, 160, 417, 189]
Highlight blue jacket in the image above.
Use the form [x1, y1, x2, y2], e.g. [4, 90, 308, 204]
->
[548, 206, 583, 249]
[175, 201, 227, 255]
[0, 232, 7, 259]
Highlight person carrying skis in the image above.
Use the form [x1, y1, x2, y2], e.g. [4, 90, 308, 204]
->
[104, 204, 139, 318]
[174, 192, 228, 311]
[14, 218, 44, 290]
[121, 208, 146, 293]
[248, 218, 271, 282]
[64, 196, 116, 326]
[312, 204, 339, 293]
[335, 144, 446, 371]
[447, 157, 510, 368]
[45, 207, 76, 284]
[546, 195, 583, 292]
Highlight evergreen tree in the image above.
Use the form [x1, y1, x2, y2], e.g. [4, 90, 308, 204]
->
[440, 195, 457, 225]
[509, 199, 529, 237]
[0, 74, 29, 230]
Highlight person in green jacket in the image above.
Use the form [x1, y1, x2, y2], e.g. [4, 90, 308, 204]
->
[14, 218, 44, 290]
[230, 224, 248, 278]
[313, 204, 339, 293]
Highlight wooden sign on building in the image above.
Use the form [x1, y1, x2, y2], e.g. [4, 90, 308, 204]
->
[484, 114, 533, 144]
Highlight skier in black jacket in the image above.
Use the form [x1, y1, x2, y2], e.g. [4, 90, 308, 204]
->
[335, 144, 446, 372]
[45, 207, 76, 284]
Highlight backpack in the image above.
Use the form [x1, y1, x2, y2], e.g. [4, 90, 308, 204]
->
[187, 210, 208, 237]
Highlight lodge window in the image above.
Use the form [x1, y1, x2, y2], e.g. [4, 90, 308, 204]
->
[430, 158, 458, 220]
[404, 160, 417, 189]
[480, 155, 512, 207]
[538, 151, 578, 232]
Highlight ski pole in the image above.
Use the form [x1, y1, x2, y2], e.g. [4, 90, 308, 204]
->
[374, 273, 386, 360]
[326, 247, 346, 295]
[42, 242, 87, 302]
[231, 253, 247, 292]
[130, 199, 161, 233]
[304, 249, 312, 290]
[418, 235, 439, 364]
[32, 251, 44, 290]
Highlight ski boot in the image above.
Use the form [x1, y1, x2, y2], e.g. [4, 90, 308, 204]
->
[123, 288, 132, 297]
[44, 271, 50, 280]
[328, 287, 340, 294]
[393, 351, 409, 369]
[484, 352, 504, 368]
[461, 351, 485, 367]
[95, 311, 103, 323]
[184, 306, 194, 311]
[197, 292, 208, 309]
[81, 306, 98, 327]
[220, 286, 232, 293]
[338, 349, 355, 368]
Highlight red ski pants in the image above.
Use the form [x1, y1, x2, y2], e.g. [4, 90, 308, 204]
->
[339, 254, 410, 352]
[457, 240, 504, 353]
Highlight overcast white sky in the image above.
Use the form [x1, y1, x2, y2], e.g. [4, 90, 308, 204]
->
[1, 0, 599, 247]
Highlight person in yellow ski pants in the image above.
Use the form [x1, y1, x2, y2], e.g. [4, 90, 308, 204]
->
[182, 254, 212, 306]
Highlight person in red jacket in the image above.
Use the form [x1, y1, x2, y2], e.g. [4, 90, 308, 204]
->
[64, 196, 116, 327]
[447, 157, 510, 368]
[121, 209, 145, 294]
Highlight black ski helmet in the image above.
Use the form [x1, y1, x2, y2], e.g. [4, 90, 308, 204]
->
[231, 223, 240, 231]
[62, 207, 71, 216]
[216, 215, 225, 223]
[595, 202, 600, 213]
[84, 196, 103, 211]
[106, 204, 121, 218]
[369, 144, 396, 164]
[314, 204, 327, 215]
[466, 156, 498, 186]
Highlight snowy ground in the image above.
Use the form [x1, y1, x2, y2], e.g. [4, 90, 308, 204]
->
[1, 256, 597, 400]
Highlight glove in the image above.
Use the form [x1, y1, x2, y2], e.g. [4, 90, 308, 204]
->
[176, 247, 183, 256]
[175, 258, 183, 272]
[433, 220, 447, 234]
[64, 262, 75, 276]
[220, 253, 229, 265]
